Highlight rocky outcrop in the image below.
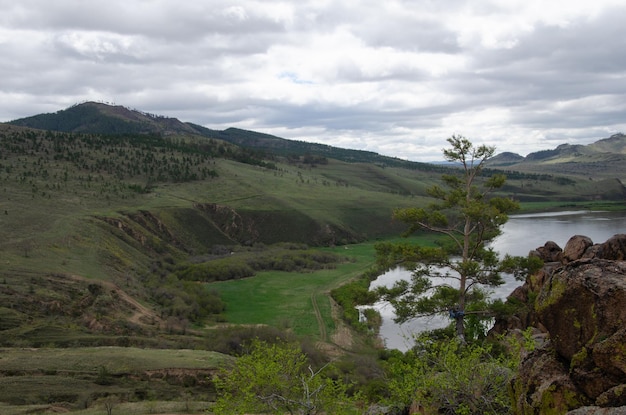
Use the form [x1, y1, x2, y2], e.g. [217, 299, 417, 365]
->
[498, 234, 626, 415]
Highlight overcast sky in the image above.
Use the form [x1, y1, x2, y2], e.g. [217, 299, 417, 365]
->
[1, 1, 626, 161]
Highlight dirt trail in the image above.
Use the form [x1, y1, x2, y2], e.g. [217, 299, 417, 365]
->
[64, 274, 162, 327]
[310, 292, 327, 342]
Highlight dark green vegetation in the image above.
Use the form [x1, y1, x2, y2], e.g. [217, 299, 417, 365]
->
[2, 102, 626, 413]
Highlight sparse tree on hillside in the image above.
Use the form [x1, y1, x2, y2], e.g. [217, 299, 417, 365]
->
[375, 135, 520, 342]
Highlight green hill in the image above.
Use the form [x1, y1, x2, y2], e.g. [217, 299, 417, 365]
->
[10, 102, 446, 170]
[3, 103, 624, 280]
[488, 133, 626, 181]
[1, 102, 625, 413]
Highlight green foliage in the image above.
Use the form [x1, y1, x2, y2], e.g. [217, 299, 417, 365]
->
[176, 258, 255, 282]
[376, 135, 523, 340]
[213, 339, 360, 415]
[383, 335, 515, 414]
[500, 254, 544, 280]
[139, 257, 226, 323]
[175, 247, 344, 283]
[330, 267, 380, 331]
[204, 326, 297, 356]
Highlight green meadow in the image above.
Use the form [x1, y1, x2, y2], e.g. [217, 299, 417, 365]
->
[212, 235, 443, 338]
[212, 243, 377, 337]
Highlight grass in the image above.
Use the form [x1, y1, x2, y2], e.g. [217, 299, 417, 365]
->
[213, 268, 348, 336]
[0, 347, 230, 373]
[211, 234, 443, 338]
[519, 200, 626, 213]
[212, 241, 379, 337]
[0, 347, 230, 414]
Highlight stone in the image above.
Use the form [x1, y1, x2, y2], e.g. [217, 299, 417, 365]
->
[537, 260, 626, 362]
[511, 350, 589, 414]
[595, 234, 626, 260]
[504, 235, 626, 414]
[563, 235, 594, 262]
[532, 240, 563, 262]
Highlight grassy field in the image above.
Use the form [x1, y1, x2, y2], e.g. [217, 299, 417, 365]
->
[211, 242, 379, 338]
[0, 347, 231, 415]
[518, 200, 626, 213]
[0, 347, 230, 372]
[211, 235, 443, 338]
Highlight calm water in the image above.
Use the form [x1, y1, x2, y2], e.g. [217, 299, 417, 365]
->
[369, 210, 626, 351]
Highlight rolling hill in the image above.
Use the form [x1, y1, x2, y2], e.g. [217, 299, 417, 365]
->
[9, 101, 441, 169]
[487, 133, 626, 181]
[4, 102, 623, 257]
[1, 101, 625, 412]
[1, 103, 623, 338]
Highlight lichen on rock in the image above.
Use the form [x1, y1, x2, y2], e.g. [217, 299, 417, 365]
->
[494, 234, 626, 414]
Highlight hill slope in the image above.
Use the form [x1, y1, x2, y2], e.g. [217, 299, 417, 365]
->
[488, 133, 626, 181]
[9, 102, 444, 170]
[8, 101, 199, 135]
[1, 104, 624, 346]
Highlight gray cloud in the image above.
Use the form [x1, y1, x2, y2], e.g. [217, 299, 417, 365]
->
[1, 0, 626, 161]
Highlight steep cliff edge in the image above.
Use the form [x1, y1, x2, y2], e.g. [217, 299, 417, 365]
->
[493, 234, 626, 414]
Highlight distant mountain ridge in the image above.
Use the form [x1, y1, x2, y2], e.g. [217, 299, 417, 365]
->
[489, 133, 626, 163]
[8, 101, 199, 135]
[7, 102, 626, 180]
[7, 101, 437, 170]
[487, 133, 626, 180]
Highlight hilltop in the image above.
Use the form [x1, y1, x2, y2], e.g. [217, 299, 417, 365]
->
[487, 133, 626, 181]
[9, 101, 436, 169]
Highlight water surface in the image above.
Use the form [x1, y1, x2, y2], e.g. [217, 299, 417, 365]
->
[369, 210, 626, 351]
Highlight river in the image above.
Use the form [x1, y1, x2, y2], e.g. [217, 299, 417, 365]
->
[368, 210, 626, 351]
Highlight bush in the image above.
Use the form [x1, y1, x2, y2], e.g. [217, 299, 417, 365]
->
[213, 339, 361, 415]
[383, 335, 515, 415]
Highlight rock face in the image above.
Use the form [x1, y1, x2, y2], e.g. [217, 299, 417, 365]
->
[499, 234, 626, 415]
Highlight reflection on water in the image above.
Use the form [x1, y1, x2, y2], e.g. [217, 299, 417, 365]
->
[491, 210, 626, 257]
[369, 210, 626, 351]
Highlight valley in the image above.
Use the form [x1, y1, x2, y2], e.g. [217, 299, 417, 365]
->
[1, 102, 625, 414]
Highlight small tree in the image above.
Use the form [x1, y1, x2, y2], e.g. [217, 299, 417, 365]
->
[376, 135, 519, 342]
[213, 339, 360, 415]
[103, 396, 117, 415]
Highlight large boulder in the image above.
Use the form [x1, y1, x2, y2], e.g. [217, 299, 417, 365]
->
[536, 260, 626, 361]
[511, 349, 590, 414]
[562, 235, 594, 263]
[531, 240, 564, 263]
[583, 234, 626, 261]
[502, 235, 626, 414]
[537, 260, 626, 399]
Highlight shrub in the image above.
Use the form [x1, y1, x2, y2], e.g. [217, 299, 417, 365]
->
[213, 339, 361, 415]
[383, 335, 514, 415]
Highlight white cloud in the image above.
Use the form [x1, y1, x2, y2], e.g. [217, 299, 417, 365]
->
[1, 0, 626, 161]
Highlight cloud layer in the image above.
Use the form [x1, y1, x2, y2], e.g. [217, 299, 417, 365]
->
[1, 0, 625, 161]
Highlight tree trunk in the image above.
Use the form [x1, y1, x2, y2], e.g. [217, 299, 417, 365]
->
[455, 310, 465, 342]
